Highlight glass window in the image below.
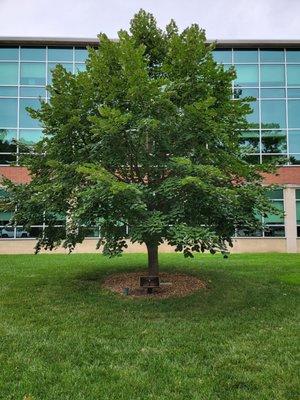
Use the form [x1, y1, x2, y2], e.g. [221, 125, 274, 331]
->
[261, 130, 287, 153]
[19, 129, 43, 145]
[212, 49, 232, 64]
[75, 63, 86, 73]
[296, 189, 300, 200]
[264, 200, 284, 224]
[286, 50, 300, 63]
[234, 88, 258, 99]
[0, 211, 13, 226]
[264, 226, 285, 237]
[261, 100, 286, 129]
[20, 47, 46, 61]
[296, 202, 300, 224]
[240, 131, 259, 152]
[0, 87, 18, 96]
[0, 129, 17, 152]
[20, 87, 46, 97]
[234, 65, 258, 87]
[0, 47, 18, 61]
[20, 63, 46, 85]
[0, 98, 17, 127]
[287, 88, 300, 98]
[246, 101, 259, 128]
[260, 88, 285, 98]
[0, 63, 18, 85]
[75, 48, 88, 62]
[288, 100, 300, 128]
[234, 49, 258, 63]
[48, 63, 73, 83]
[267, 189, 283, 200]
[287, 65, 300, 86]
[48, 47, 73, 62]
[288, 131, 300, 153]
[19, 98, 41, 128]
[260, 65, 285, 87]
[260, 49, 284, 63]
[290, 154, 300, 164]
[0, 153, 16, 165]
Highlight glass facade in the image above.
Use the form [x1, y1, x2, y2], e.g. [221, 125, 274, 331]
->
[0, 45, 87, 164]
[213, 48, 300, 164]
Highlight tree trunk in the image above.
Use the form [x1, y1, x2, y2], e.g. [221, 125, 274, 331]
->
[146, 243, 159, 276]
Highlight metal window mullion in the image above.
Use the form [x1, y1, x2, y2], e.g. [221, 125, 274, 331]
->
[258, 48, 262, 164]
[73, 46, 75, 74]
[284, 48, 290, 162]
[16, 45, 21, 171]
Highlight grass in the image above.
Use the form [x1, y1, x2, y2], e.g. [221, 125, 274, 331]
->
[0, 253, 299, 400]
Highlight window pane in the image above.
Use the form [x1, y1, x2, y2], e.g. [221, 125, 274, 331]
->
[288, 100, 300, 128]
[48, 63, 73, 83]
[240, 130, 259, 152]
[75, 63, 86, 73]
[20, 47, 46, 61]
[296, 202, 300, 224]
[264, 201, 284, 223]
[48, 47, 73, 61]
[19, 98, 41, 128]
[0, 47, 18, 61]
[260, 88, 285, 98]
[287, 65, 300, 86]
[246, 101, 259, 128]
[20, 63, 46, 85]
[267, 189, 283, 200]
[296, 189, 300, 200]
[260, 49, 284, 63]
[288, 131, 300, 153]
[261, 100, 286, 129]
[0, 63, 18, 85]
[260, 65, 285, 87]
[261, 130, 287, 153]
[234, 49, 258, 63]
[235, 65, 258, 87]
[264, 226, 285, 237]
[0, 87, 18, 96]
[75, 48, 88, 62]
[212, 49, 232, 64]
[20, 87, 46, 97]
[0, 153, 16, 165]
[234, 88, 258, 99]
[19, 129, 43, 145]
[290, 154, 300, 164]
[0, 98, 17, 127]
[287, 88, 300, 98]
[286, 50, 300, 63]
[0, 129, 17, 152]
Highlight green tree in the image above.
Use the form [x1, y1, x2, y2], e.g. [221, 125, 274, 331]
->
[3, 10, 278, 275]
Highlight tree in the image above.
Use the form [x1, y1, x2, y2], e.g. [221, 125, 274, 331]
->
[2, 10, 279, 276]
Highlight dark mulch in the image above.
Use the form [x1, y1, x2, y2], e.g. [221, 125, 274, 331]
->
[102, 271, 206, 298]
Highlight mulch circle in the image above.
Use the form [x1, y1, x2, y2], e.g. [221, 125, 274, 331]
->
[102, 271, 206, 299]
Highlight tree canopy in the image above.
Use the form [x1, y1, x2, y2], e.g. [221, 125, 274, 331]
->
[2, 10, 279, 274]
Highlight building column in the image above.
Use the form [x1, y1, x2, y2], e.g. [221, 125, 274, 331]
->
[284, 187, 297, 253]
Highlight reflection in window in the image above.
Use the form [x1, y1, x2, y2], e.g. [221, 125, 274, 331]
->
[289, 154, 300, 165]
[286, 50, 300, 63]
[246, 101, 259, 128]
[260, 88, 285, 98]
[0, 47, 18, 60]
[0, 63, 18, 85]
[0, 129, 17, 152]
[0, 98, 18, 127]
[0, 87, 18, 97]
[235, 65, 258, 87]
[261, 130, 286, 153]
[48, 47, 73, 62]
[20, 47, 46, 61]
[260, 65, 285, 87]
[287, 65, 300, 86]
[288, 100, 300, 128]
[288, 131, 300, 153]
[20, 63, 46, 85]
[233, 88, 258, 99]
[260, 49, 284, 62]
[19, 130, 43, 146]
[239, 131, 259, 152]
[19, 98, 41, 128]
[0, 153, 16, 165]
[234, 49, 258, 63]
[261, 100, 286, 129]
[20, 87, 46, 98]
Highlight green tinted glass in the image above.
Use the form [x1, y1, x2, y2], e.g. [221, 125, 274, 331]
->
[287, 89, 300, 98]
[19, 98, 41, 128]
[296, 202, 300, 224]
[212, 50, 232, 64]
[234, 65, 258, 87]
[267, 189, 283, 199]
[260, 88, 285, 98]
[264, 201, 284, 223]
[0, 87, 18, 96]
[240, 130, 259, 152]
[296, 189, 300, 200]
[290, 154, 300, 164]
[0, 63, 18, 85]
[19, 129, 43, 145]
[260, 65, 285, 87]
[234, 49, 258, 63]
[0, 129, 17, 152]
[75, 48, 88, 62]
[20, 63, 46, 85]
[20, 87, 46, 97]
[261, 100, 286, 129]
[0, 98, 17, 127]
[260, 50, 284, 62]
[288, 131, 300, 153]
[261, 130, 287, 153]
[287, 65, 300, 86]
[20, 47, 46, 61]
[286, 50, 300, 62]
[288, 100, 300, 128]
[48, 47, 73, 61]
[0, 47, 18, 60]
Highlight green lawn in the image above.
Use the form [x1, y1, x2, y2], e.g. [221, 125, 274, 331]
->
[0, 253, 299, 400]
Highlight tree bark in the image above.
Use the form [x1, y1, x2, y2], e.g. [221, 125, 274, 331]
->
[146, 243, 159, 276]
